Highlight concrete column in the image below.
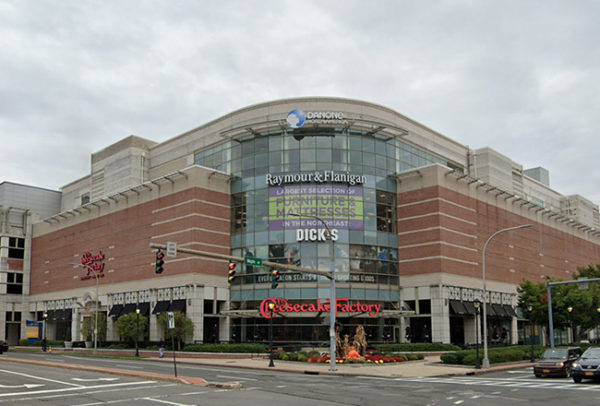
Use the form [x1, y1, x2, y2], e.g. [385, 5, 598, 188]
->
[189, 288, 204, 343]
[0, 301, 6, 341]
[219, 315, 229, 344]
[431, 286, 449, 343]
[465, 315, 476, 345]
[149, 313, 160, 342]
[511, 316, 518, 345]
[400, 317, 408, 343]
[73, 310, 81, 341]
[149, 290, 159, 342]
[106, 315, 118, 341]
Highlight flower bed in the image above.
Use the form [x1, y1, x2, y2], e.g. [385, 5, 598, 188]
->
[279, 350, 423, 364]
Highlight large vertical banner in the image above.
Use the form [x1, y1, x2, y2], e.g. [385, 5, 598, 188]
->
[268, 184, 363, 230]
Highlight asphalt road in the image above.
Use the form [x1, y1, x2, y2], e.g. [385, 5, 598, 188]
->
[2, 353, 600, 405]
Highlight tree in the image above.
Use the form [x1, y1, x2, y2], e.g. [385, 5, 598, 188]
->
[115, 313, 148, 344]
[81, 312, 107, 342]
[157, 312, 193, 350]
[517, 264, 600, 343]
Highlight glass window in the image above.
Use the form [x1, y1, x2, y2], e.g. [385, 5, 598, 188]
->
[362, 137, 375, 152]
[375, 140, 387, 156]
[231, 193, 247, 233]
[349, 150, 362, 165]
[376, 190, 396, 233]
[316, 149, 331, 163]
[349, 134, 362, 150]
[255, 137, 269, 153]
[363, 152, 375, 167]
[8, 238, 25, 259]
[241, 139, 254, 155]
[255, 152, 268, 168]
[300, 149, 316, 162]
[269, 135, 282, 151]
[316, 136, 332, 149]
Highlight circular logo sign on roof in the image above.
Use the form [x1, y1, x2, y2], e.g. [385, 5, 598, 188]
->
[286, 109, 306, 128]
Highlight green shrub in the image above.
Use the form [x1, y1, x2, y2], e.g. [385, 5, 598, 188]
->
[297, 353, 307, 362]
[181, 343, 267, 353]
[279, 352, 289, 361]
[462, 353, 477, 365]
[440, 345, 549, 365]
[31, 339, 63, 347]
[375, 343, 461, 352]
[19, 339, 29, 346]
[107, 343, 128, 349]
[440, 353, 458, 364]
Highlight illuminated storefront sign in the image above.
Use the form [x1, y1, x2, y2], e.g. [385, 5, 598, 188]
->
[259, 297, 381, 319]
[80, 251, 105, 281]
[268, 184, 363, 231]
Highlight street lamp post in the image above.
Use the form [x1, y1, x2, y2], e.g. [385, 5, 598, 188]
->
[268, 302, 275, 367]
[289, 213, 336, 372]
[567, 306, 573, 343]
[596, 308, 600, 342]
[527, 303, 535, 362]
[481, 224, 532, 369]
[70, 263, 100, 354]
[135, 308, 140, 357]
[473, 299, 481, 369]
[42, 312, 48, 352]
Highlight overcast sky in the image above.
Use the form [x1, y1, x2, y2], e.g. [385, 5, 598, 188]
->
[2, 0, 599, 204]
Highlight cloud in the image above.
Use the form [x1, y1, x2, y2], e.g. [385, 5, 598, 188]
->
[1, 0, 599, 204]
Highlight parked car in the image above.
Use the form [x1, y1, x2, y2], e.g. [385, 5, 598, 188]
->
[572, 347, 600, 383]
[0, 340, 8, 353]
[534, 347, 582, 378]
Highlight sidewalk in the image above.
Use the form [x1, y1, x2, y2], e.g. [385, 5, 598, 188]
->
[145, 353, 533, 378]
[0, 348, 534, 388]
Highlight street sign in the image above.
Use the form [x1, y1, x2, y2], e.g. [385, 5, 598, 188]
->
[244, 257, 263, 267]
[166, 311, 175, 329]
[166, 241, 177, 258]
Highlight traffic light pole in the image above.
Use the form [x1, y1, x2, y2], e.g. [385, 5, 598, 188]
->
[150, 242, 337, 372]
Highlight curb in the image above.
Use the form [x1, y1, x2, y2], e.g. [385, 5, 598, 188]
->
[0, 356, 242, 390]
[142, 356, 532, 378]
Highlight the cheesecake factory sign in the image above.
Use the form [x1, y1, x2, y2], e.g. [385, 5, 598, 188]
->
[259, 297, 381, 319]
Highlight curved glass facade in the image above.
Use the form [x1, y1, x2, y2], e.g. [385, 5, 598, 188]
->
[194, 126, 453, 343]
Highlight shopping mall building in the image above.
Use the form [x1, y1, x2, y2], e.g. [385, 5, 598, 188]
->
[2, 97, 600, 347]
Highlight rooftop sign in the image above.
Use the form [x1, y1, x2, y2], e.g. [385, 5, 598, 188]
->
[286, 109, 348, 128]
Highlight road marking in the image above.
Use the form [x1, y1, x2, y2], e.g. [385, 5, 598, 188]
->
[0, 384, 44, 389]
[72, 377, 120, 382]
[0, 380, 156, 398]
[179, 391, 209, 396]
[216, 375, 257, 381]
[0, 369, 83, 387]
[116, 364, 144, 369]
[143, 398, 196, 406]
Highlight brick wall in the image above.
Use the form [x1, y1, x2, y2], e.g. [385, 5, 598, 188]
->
[31, 186, 230, 294]
[398, 185, 600, 285]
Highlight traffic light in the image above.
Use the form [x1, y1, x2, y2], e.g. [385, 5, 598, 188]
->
[155, 249, 165, 274]
[228, 261, 237, 283]
[271, 269, 280, 289]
